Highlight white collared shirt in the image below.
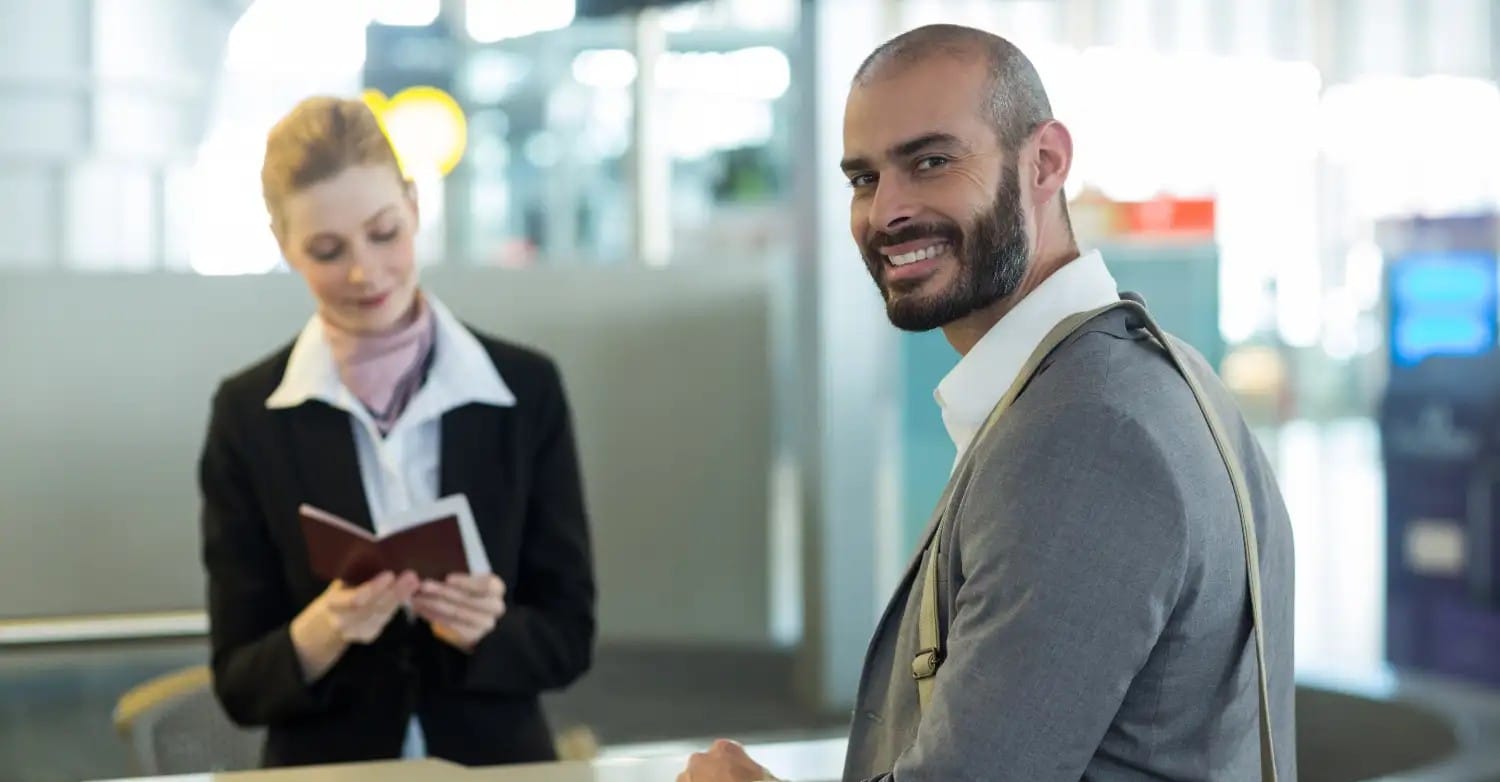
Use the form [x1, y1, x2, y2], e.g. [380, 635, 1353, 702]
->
[935, 250, 1120, 466]
[266, 295, 515, 534]
[265, 294, 514, 759]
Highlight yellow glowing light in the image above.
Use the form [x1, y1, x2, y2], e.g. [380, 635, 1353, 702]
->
[362, 86, 468, 177]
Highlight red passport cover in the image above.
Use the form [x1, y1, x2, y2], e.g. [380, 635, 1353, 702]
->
[298, 504, 469, 585]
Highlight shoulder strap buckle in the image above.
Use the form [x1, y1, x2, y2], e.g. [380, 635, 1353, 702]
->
[911, 648, 944, 680]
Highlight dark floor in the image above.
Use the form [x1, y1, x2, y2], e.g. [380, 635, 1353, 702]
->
[0, 638, 845, 782]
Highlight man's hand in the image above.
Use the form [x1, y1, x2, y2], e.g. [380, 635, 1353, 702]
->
[411, 573, 507, 653]
[677, 740, 778, 782]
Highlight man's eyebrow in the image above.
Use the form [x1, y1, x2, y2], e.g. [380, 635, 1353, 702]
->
[840, 132, 969, 173]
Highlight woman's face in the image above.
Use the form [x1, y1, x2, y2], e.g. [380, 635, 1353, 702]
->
[277, 163, 421, 335]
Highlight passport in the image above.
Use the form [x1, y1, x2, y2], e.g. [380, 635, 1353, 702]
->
[298, 495, 485, 585]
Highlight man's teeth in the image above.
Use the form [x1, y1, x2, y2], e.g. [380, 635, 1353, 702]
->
[890, 243, 948, 266]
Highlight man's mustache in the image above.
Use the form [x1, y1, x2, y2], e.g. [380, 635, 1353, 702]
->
[870, 223, 961, 251]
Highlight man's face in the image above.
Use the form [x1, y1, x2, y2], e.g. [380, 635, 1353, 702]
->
[842, 56, 1032, 331]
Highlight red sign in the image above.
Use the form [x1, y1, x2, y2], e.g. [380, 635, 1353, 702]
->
[1117, 197, 1216, 237]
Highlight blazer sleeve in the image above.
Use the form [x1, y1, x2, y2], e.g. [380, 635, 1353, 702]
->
[866, 399, 1190, 782]
[439, 358, 597, 694]
[200, 384, 336, 725]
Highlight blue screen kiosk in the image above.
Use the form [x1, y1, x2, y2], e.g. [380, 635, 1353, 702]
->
[1379, 214, 1500, 687]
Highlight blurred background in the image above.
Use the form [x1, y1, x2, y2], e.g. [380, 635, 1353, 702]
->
[5, 0, 1500, 780]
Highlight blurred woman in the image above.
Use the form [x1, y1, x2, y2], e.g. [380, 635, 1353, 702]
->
[198, 96, 595, 768]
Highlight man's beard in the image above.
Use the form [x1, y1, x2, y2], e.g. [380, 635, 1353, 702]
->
[861, 162, 1030, 332]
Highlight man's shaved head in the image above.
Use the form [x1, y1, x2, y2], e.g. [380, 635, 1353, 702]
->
[854, 24, 1054, 153]
[843, 25, 1076, 335]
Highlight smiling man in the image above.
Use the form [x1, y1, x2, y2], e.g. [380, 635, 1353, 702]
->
[679, 24, 1297, 782]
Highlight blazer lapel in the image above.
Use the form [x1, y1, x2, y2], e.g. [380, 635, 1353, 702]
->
[857, 484, 953, 686]
[281, 402, 375, 533]
[438, 403, 506, 523]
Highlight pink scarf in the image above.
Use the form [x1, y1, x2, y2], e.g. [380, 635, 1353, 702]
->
[322, 296, 436, 435]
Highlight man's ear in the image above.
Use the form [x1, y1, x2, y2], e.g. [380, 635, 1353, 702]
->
[1029, 119, 1073, 206]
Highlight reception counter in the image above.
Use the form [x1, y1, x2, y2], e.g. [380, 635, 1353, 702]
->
[85, 674, 1500, 782]
[89, 738, 848, 782]
[84, 667, 1500, 782]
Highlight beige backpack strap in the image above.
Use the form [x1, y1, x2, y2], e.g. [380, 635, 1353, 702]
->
[912, 532, 942, 712]
[910, 303, 1118, 713]
[909, 299, 1278, 782]
[1121, 301, 1278, 782]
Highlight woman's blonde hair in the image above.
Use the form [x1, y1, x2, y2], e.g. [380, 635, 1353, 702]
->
[261, 96, 404, 234]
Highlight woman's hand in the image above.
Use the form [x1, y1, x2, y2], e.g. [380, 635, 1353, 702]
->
[290, 571, 421, 681]
[412, 573, 507, 653]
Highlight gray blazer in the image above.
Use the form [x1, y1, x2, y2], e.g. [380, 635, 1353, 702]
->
[843, 305, 1297, 781]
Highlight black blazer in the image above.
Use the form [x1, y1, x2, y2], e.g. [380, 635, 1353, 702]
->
[198, 327, 596, 768]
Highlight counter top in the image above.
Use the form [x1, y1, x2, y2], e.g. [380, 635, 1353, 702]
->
[89, 738, 848, 782]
